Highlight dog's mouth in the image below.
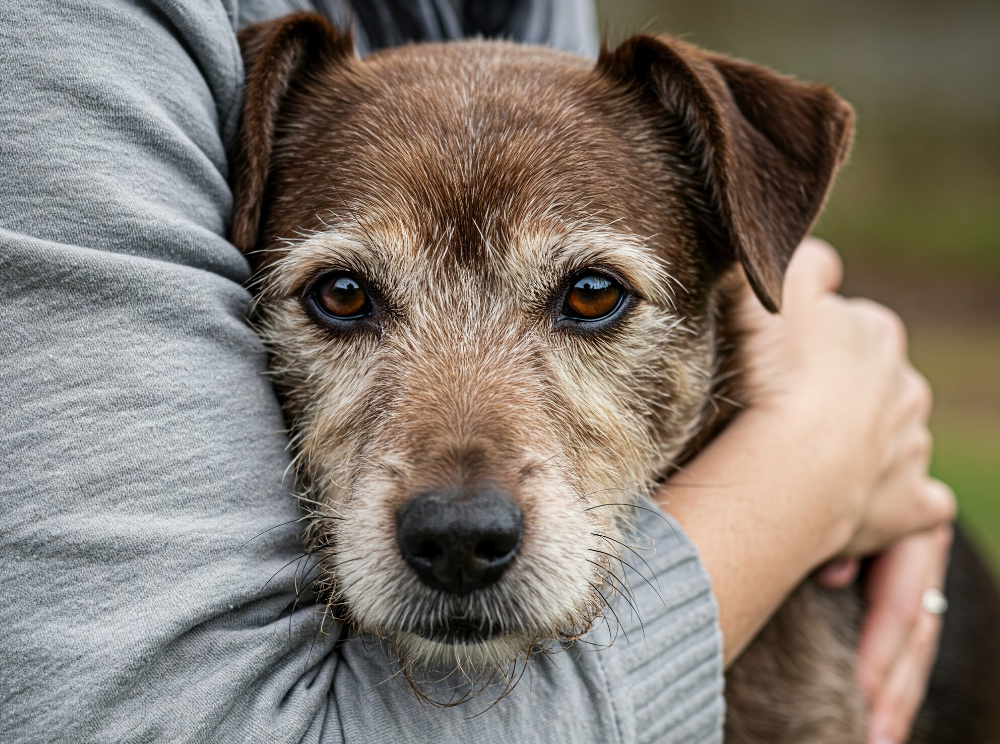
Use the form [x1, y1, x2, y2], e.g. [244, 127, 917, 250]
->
[410, 617, 505, 645]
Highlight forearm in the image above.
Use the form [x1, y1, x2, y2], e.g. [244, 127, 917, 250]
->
[658, 408, 847, 666]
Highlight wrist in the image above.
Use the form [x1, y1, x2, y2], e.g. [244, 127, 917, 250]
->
[660, 407, 856, 662]
[737, 398, 862, 562]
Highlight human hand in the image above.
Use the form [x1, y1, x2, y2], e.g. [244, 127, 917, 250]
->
[664, 237, 955, 664]
[817, 524, 953, 744]
[744, 237, 955, 738]
[736, 237, 955, 561]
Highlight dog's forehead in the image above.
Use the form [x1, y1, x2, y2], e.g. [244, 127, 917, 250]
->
[268, 41, 686, 277]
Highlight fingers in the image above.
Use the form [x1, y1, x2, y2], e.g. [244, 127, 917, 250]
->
[849, 297, 909, 357]
[921, 480, 958, 530]
[928, 522, 953, 587]
[881, 366, 933, 439]
[785, 237, 844, 302]
[906, 368, 933, 423]
[868, 611, 943, 744]
[856, 532, 936, 701]
[860, 473, 956, 556]
[814, 556, 861, 589]
[860, 525, 953, 744]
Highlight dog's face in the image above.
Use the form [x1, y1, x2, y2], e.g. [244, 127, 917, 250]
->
[233, 14, 852, 678]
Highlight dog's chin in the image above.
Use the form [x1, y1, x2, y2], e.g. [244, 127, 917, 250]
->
[395, 628, 537, 672]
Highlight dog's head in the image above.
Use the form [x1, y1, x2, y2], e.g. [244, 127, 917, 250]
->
[232, 13, 852, 682]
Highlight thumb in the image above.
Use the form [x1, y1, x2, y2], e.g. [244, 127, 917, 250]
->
[783, 237, 844, 304]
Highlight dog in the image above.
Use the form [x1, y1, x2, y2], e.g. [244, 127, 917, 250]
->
[230, 13, 1000, 742]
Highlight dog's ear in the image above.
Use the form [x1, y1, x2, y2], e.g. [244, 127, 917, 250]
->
[597, 36, 854, 312]
[231, 13, 354, 254]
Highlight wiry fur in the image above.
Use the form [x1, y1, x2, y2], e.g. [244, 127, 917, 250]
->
[253, 214, 713, 687]
[236, 8, 851, 718]
[236, 26, 730, 692]
[231, 12, 1000, 740]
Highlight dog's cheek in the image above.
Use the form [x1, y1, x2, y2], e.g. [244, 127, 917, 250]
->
[545, 325, 666, 497]
[513, 473, 605, 632]
[558, 308, 716, 489]
[329, 472, 414, 633]
[262, 304, 383, 488]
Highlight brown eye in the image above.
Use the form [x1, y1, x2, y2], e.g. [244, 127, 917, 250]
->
[314, 274, 370, 319]
[563, 273, 624, 321]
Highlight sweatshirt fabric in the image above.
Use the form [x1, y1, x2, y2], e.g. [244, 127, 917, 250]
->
[0, 1, 724, 742]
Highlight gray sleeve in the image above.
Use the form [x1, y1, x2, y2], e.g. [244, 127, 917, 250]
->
[0, 1, 723, 743]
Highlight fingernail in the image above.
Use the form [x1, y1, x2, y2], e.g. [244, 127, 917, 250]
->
[875, 738, 896, 744]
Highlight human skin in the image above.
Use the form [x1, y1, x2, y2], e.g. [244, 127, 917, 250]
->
[856, 525, 951, 744]
[660, 238, 955, 743]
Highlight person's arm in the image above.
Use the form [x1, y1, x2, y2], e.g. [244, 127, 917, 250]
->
[659, 239, 954, 665]
[0, 2, 721, 743]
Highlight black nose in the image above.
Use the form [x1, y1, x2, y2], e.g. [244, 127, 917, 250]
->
[397, 489, 523, 595]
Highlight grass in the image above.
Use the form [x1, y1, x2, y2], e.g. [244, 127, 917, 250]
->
[932, 417, 1000, 577]
[913, 324, 1000, 576]
[818, 189, 1000, 274]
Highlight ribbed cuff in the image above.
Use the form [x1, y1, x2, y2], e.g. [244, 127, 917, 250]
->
[602, 504, 725, 744]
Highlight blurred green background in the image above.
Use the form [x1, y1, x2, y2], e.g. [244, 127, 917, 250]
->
[595, 0, 1000, 573]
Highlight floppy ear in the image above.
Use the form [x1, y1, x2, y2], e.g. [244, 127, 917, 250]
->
[231, 13, 354, 254]
[597, 36, 854, 311]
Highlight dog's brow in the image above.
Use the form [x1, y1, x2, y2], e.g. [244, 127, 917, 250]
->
[513, 229, 683, 310]
[264, 230, 395, 298]
[262, 225, 684, 313]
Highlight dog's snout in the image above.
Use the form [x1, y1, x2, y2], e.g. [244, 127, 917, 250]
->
[397, 490, 523, 595]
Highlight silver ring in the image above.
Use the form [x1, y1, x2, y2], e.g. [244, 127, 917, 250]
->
[921, 588, 948, 615]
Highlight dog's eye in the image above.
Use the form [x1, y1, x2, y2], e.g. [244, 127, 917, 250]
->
[562, 273, 624, 321]
[313, 273, 371, 319]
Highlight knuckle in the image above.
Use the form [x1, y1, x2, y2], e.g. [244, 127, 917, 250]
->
[879, 308, 907, 351]
[914, 428, 933, 461]
[854, 301, 908, 354]
[942, 492, 958, 521]
[909, 371, 934, 417]
[928, 481, 958, 521]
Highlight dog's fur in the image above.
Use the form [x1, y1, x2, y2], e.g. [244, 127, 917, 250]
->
[231, 13, 1000, 741]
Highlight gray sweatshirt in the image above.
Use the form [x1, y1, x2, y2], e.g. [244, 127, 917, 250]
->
[0, 1, 724, 742]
